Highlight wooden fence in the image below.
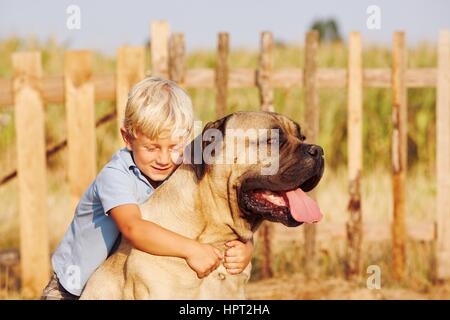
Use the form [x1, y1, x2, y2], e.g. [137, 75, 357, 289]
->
[0, 21, 449, 297]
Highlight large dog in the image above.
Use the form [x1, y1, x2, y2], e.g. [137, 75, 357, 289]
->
[80, 111, 324, 299]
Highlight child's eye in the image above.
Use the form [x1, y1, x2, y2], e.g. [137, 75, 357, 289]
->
[145, 146, 157, 152]
[171, 145, 184, 152]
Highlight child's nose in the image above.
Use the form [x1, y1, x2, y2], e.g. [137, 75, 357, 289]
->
[156, 149, 171, 165]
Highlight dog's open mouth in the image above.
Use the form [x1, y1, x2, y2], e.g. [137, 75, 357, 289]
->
[241, 186, 322, 226]
[237, 153, 325, 227]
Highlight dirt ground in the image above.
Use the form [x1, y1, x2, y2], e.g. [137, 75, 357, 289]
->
[245, 274, 450, 300]
[2, 275, 450, 300]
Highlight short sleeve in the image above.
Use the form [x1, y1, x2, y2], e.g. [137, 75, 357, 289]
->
[95, 167, 138, 215]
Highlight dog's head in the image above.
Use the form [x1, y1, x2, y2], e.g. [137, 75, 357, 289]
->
[185, 111, 324, 231]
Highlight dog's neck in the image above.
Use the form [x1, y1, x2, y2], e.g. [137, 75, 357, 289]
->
[139, 164, 254, 248]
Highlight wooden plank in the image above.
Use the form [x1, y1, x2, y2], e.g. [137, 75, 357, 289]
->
[303, 30, 319, 280]
[256, 31, 274, 279]
[215, 33, 229, 118]
[257, 31, 274, 112]
[318, 68, 347, 87]
[41, 75, 64, 103]
[65, 51, 97, 225]
[0, 78, 13, 106]
[169, 33, 186, 85]
[260, 220, 273, 279]
[185, 68, 215, 88]
[116, 47, 145, 144]
[436, 30, 450, 280]
[42, 74, 116, 103]
[391, 32, 408, 281]
[150, 21, 170, 78]
[1, 74, 116, 107]
[406, 68, 437, 87]
[93, 74, 116, 101]
[12, 51, 50, 298]
[229, 68, 256, 88]
[0, 68, 443, 107]
[273, 68, 303, 87]
[364, 69, 390, 87]
[346, 32, 363, 280]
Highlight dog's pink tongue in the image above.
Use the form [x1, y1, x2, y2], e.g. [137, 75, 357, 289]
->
[286, 188, 323, 223]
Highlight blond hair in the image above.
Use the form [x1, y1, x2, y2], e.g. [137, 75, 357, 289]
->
[123, 77, 194, 142]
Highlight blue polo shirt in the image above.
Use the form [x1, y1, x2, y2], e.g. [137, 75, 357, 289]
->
[51, 148, 156, 296]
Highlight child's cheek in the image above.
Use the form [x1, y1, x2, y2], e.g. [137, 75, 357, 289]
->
[170, 151, 184, 165]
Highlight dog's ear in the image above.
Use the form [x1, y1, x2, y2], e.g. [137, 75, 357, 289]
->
[293, 121, 306, 141]
[185, 114, 231, 181]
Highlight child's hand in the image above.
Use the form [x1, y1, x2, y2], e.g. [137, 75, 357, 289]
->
[185, 243, 223, 279]
[223, 240, 254, 275]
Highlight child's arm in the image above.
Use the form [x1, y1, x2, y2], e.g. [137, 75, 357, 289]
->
[223, 239, 254, 275]
[110, 204, 223, 278]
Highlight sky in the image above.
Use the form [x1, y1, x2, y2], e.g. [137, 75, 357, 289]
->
[0, 0, 449, 55]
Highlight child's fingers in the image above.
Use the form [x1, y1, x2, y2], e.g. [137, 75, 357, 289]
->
[225, 268, 242, 275]
[226, 245, 245, 256]
[211, 260, 221, 272]
[225, 240, 241, 248]
[224, 262, 242, 270]
[225, 247, 238, 256]
[224, 255, 241, 263]
[225, 249, 242, 259]
[214, 248, 224, 260]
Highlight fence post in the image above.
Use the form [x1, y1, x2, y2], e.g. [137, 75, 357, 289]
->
[12, 51, 50, 298]
[169, 33, 186, 85]
[64, 51, 97, 224]
[391, 31, 407, 281]
[346, 32, 363, 279]
[116, 47, 145, 143]
[256, 31, 274, 279]
[303, 30, 319, 280]
[216, 33, 229, 119]
[151, 21, 170, 79]
[257, 31, 274, 112]
[436, 30, 450, 280]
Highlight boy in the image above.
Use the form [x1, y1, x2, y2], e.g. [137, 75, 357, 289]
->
[41, 77, 253, 300]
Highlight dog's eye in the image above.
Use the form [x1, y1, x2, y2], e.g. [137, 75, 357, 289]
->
[300, 135, 306, 142]
[267, 137, 279, 145]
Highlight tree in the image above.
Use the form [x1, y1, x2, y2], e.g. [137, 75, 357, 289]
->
[310, 18, 342, 43]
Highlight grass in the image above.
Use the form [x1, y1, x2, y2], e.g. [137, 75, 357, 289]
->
[249, 166, 436, 291]
[0, 37, 439, 171]
[0, 166, 438, 294]
[0, 36, 442, 298]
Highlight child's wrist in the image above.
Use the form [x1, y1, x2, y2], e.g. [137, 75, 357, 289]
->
[181, 239, 199, 259]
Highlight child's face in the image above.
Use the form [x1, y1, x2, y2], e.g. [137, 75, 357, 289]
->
[121, 129, 185, 183]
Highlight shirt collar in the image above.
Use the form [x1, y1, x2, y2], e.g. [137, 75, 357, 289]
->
[120, 148, 156, 190]
[120, 147, 138, 170]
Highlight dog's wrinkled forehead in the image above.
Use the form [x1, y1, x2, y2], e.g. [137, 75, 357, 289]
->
[226, 111, 301, 137]
[226, 111, 297, 131]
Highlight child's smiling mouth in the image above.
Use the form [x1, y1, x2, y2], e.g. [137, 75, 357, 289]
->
[151, 165, 172, 172]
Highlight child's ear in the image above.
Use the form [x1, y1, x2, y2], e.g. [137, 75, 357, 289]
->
[120, 127, 133, 150]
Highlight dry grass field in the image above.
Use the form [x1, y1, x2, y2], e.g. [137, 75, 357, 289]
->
[0, 36, 444, 299]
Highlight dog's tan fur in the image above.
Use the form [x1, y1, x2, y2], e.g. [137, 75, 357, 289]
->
[80, 111, 307, 300]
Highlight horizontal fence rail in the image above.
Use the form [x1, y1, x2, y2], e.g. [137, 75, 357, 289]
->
[0, 21, 449, 298]
[0, 68, 441, 107]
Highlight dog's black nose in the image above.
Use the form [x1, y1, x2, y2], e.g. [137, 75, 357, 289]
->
[307, 145, 324, 158]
